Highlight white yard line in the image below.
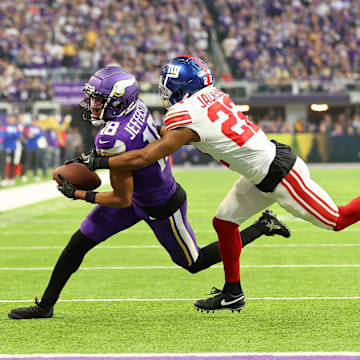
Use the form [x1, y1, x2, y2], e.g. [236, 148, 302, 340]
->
[0, 352, 360, 359]
[1, 264, 360, 271]
[1, 297, 360, 304]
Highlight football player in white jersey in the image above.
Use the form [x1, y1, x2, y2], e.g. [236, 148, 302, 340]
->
[78, 55, 360, 313]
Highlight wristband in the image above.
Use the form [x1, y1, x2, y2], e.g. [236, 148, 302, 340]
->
[85, 191, 98, 203]
[94, 156, 110, 170]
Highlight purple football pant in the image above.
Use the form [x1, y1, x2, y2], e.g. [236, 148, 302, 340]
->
[80, 200, 199, 268]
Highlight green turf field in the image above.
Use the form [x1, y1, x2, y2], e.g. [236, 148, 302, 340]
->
[0, 168, 359, 354]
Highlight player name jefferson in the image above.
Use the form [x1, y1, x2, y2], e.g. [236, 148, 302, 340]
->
[124, 101, 147, 140]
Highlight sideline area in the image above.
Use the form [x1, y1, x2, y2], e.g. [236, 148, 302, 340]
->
[0, 171, 110, 212]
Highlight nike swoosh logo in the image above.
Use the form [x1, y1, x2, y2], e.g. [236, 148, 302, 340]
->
[220, 296, 244, 307]
[99, 139, 110, 144]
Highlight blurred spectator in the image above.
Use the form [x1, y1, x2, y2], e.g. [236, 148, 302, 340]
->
[351, 114, 360, 134]
[1, 114, 22, 186]
[65, 127, 83, 162]
[319, 114, 334, 134]
[21, 117, 44, 182]
[295, 117, 310, 133]
[44, 116, 61, 169]
[0, 116, 5, 184]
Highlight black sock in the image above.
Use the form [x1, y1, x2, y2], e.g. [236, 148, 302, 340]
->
[187, 241, 222, 273]
[224, 281, 243, 295]
[240, 223, 263, 247]
[40, 230, 98, 308]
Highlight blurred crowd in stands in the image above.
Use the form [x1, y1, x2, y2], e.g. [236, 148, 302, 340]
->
[3, 0, 360, 97]
[249, 111, 360, 135]
[0, 0, 213, 99]
[209, 0, 360, 90]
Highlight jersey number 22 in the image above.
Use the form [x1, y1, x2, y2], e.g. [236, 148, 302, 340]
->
[208, 95, 259, 147]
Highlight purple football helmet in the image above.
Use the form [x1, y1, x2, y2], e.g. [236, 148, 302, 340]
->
[80, 66, 139, 126]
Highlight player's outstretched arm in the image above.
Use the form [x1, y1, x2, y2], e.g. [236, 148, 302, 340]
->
[58, 170, 134, 208]
[91, 127, 198, 172]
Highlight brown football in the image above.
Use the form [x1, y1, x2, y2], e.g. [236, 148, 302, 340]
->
[53, 163, 101, 190]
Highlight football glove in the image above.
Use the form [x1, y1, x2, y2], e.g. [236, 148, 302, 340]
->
[66, 149, 109, 171]
[64, 150, 93, 166]
[57, 174, 77, 199]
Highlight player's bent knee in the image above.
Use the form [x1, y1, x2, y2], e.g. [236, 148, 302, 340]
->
[186, 262, 202, 274]
[63, 230, 98, 259]
[183, 251, 204, 274]
[171, 256, 199, 274]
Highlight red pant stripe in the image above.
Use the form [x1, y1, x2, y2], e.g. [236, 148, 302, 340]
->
[286, 171, 339, 224]
[282, 177, 337, 228]
[291, 168, 339, 216]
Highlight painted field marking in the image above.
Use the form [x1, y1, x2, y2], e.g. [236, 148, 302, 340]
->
[0, 227, 359, 235]
[0, 243, 360, 251]
[1, 351, 360, 359]
[1, 264, 360, 271]
[1, 297, 360, 304]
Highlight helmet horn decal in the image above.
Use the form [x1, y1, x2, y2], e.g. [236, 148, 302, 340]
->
[111, 78, 137, 98]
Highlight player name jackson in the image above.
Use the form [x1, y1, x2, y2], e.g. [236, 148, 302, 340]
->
[124, 101, 147, 140]
[197, 88, 224, 108]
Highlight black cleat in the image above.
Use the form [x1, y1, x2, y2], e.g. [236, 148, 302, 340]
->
[256, 210, 291, 238]
[194, 287, 245, 312]
[8, 298, 53, 319]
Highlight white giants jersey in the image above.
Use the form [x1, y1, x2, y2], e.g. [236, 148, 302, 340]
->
[164, 85, 276, 184]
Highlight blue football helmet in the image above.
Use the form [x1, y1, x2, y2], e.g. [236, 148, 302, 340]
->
[159, 55, 214, 109]
[80, 66, 139, 126]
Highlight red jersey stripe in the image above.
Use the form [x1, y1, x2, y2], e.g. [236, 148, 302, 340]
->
[166, 121, 192, 130]
[165, 112, 191, 122]
[165, 110, 190, 119]
[165, 114, 192, 127]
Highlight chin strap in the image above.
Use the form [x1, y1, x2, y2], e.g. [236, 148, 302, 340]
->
[119, 101, 137, 116]
[91, 119, 105, 127]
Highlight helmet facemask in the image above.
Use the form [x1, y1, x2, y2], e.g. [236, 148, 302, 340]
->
[80, 83, 109, 126]
[159, 75, 173, 110]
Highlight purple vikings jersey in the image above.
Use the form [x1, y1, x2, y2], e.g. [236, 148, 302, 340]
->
[95, 99, 176, 207]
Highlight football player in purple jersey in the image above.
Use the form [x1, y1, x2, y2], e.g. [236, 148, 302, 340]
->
[8, 67, 290, 319]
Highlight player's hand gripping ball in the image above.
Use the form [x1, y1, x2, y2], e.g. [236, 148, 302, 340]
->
[53, 163, 101, 191]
